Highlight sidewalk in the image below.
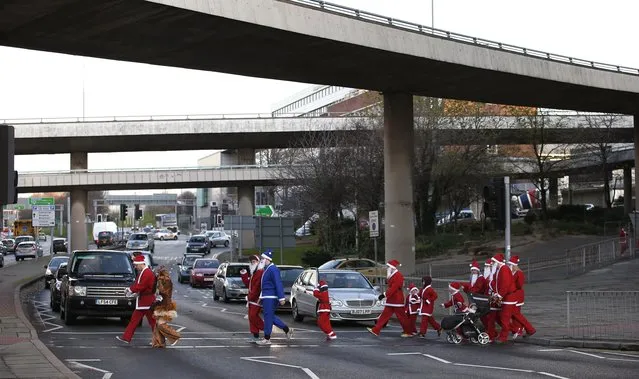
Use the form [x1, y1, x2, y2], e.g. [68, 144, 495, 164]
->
[0, 257, 79, 379]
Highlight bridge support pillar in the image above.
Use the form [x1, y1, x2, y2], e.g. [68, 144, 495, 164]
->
[548, 177, 559, 208]
[624, 165, 632, 215]
[238, 148, 256, 250]
[70, 152, 88, 251]
[383, 93, 415, 275]
[635, 115, 639, 214]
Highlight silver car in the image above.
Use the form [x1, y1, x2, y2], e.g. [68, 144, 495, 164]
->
[290, 269, 384, 322]
[206, 231, 231, 248]
[15, 241, 42, 261]
[125, 233, 155, 253]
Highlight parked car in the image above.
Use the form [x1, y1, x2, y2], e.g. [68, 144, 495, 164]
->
[290, 269, 384, 323]
[14, 235, 34, 247]
[208, 231, 231, 248]
[38, 232, 47, 241]
[0, 241, 6, 257]
[212, 262, 250, 302]
[177, 254, 201, 283]
[185, 235, 210, 255]
[190, 258, 220, 288]
[59, 250, 137, 325]
[277, 265, 305, 311]
[15, 241, 41, 261]
[43, 256, 69, 289]
[50, 238, 68, 254]
[153, 229, 177, 241]
[318, 258, 386, 284]
[125, 233, 154, 253]
[49, 262, 68, 312]
[1, 239, 15, 253]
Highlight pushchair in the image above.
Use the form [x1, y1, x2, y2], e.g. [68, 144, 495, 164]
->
[440, 293, 491, 345]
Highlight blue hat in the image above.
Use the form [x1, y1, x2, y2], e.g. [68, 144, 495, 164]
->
[260, 249, 273, 261]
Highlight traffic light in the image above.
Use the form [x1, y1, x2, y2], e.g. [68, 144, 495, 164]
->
[483, 178, 506, 230]
[134, 204, 142, 220]
[120, 204, 128, 221]
[1, 124, 16, 205]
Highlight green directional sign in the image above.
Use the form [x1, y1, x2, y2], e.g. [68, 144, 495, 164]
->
[29, 197, 55, 205]
[14, 204, 25, 210]
[255, 205, 274, 217]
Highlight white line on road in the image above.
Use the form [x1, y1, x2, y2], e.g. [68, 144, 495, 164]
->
[423, 354, 451, 364]
[599, 351, 639, 358]
[538, 372, 571, 379]
[66, 359, 112, 379]
[387, 352, 422, 356]
[566, 350, 606, 359]
[538, 348, 565, 352]
[453, 363, 533, 373]
[241, 356, 320, 379]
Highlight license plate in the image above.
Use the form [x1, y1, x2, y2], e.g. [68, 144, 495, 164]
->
[96, 299, 118, 305]
[351, 309, 372, 315]
[204, 278, 215, 281]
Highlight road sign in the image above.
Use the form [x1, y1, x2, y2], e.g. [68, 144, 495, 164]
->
[255, 205, 274, 217]
[14, 204, 25, 210]
[369, 210, 379, 238]
[223, 215, 256, 231]
[32, 205, 56, 227]
[29, 197, 55, 206]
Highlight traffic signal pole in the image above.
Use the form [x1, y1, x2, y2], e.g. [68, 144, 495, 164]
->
[504, 176, 511, 262]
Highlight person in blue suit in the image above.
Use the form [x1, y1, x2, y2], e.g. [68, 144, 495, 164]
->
[256, 250, 293, 345]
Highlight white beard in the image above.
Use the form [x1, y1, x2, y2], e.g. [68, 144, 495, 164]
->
[470, 273, 478, 287]
[257, 259, 267, 270]
[386, 267, 395, 279]
[483, 267, 491, 279]
[491, 263, 499, 275]
[249, 262, 258, 274]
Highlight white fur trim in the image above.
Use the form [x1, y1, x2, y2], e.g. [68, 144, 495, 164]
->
[384, 303, 404, 307]
[260, 253, 272, 261]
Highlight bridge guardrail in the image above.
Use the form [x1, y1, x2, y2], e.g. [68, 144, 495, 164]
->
[285, 0, 639, 76]
[18, 164, 302, 175]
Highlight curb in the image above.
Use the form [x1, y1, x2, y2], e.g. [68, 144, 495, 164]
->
[517, 336, 639, 351]
[13, 274, 82, 379]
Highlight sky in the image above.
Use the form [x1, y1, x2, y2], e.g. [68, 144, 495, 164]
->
[2, 0, 637, 195]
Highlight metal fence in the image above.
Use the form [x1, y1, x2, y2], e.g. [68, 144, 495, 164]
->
[412, 237, 633, 283]
[567, 291, 639, 340]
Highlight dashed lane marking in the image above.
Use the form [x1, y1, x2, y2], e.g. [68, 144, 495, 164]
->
[538, 348, 639, 363]
[240, 356, 320, 379]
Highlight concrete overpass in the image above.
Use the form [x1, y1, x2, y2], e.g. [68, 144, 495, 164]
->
[7, 114, 635, 155]
[5, 0, 639, 271]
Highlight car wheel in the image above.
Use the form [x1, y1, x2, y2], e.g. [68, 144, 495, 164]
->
[224, 240, 229, 247]
[44, 280, 49, 289]
[223, 289, 230, 303]
[174, 236, 178, 240]
[213, 287, 220, 301]
[292, 301, 304, 322]
[62, 300, 76, 325]
[160, 237, 164, 241]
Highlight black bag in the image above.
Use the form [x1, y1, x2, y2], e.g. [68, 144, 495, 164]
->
[441, 314, 465, 330]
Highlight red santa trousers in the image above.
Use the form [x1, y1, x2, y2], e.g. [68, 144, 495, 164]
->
[419, 315, 441, 335]
[510, 306, 535, 335]
[317, 313, 335, 337]
[372, 306, 411, 334]
[497, 304, 516, 342]
[248, 304, 264, 335]
[483, 311, 498, 340]
[122, 309, 156, 342]
[406, 314, 418, 334]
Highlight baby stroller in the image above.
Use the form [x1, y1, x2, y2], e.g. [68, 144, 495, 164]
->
[440, 293, 491, 345]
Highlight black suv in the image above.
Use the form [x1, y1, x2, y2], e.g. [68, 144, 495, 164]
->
[59, 250, 136, 325]
[97, 231, 114, 248]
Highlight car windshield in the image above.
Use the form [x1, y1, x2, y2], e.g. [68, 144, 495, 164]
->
[48, 257, 68, 269]
[319, 272, 372, 289]
[129, 234, 147, 241]
[71, 252, 134, 277]
[226, 265, 250, 277]
[318, 260, 342, 269]
[194, 260, 219, 269]
[98, 232, 112, 237]
[15, 237, 33, 243]
[53, 240, 65, 245]
[183, 256, 198, 267]
[19, 242, 36, 248]
[189, 237, 206, 243]
[280, 268, 304, 287]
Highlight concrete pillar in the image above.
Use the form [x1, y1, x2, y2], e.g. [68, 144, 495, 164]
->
[70, 152, 88, 251]
[383, 93, 415, 274]
[635, 115, 639, 213]
[624, 165, 632, 215]
[548, 177, 559, 208]
[237, 149, 256, 250]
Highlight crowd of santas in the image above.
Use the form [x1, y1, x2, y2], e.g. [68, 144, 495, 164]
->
[400, 253, 536, 343]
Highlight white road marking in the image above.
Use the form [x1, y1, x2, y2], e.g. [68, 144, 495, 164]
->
[538, 348, 565, 352]
[599, 351, 639, 358]
[32, 300, 63, 333]
[66, 359, 112, 379]
[387, 352, 422, 356]
[607, 357, 639, 363]
[538, 372, 571, 379]
[566, 350, 605, 359]
[241, 356, 320, 379]
[201, 303, 248, 316]
[453, 363, 533, 373]
[423, 354, 451, 364]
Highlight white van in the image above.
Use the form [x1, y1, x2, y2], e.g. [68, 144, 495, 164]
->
[92, 222, 118, 244]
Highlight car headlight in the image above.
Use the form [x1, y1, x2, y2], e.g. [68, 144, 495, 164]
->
[69, 286, 86, 296]
[45, 268, 52, 275]
[195, 273, 203, 277]
[329, 298, 344, 307]
[375, 300, 383, 307]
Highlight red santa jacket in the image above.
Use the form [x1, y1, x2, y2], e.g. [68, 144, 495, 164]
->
[493, 264, 517, 305]
[444, 292, 469, 313]
[512, 270, 526, 306]
[241, 269, 263, 306]
[384, 271, 405, 307]
[129, 267, 156, 310]
[419, 286, 438, 316]
[405, 290, 420, 315]
[463, 275, 487, 295]
[313, 287, 332, 313]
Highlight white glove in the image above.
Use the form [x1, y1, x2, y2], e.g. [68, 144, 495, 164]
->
[440, 303, 445, 308]
[125, 288, 136, 298]
[155, 294, 163, 303]
[240, 269, 247, 275]
[467, 308, 476, 314]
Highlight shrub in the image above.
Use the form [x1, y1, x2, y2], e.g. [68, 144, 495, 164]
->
[524, 210, 537, 225]
[300, 249, 334, 268]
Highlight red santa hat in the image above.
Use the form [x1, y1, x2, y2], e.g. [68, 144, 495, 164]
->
[249, 255, 260, 262]
[386, 259, 401, 270]
[318, 280, 328, 289]
[492, 253, 505, 264]
[408, 283, 418, 292]
[507, 255, 520, 266]
[133, 255, 146, 265]
[484, 258, 492, 266]
[448, 282, 461, 291]
[469, 260, 480, 272]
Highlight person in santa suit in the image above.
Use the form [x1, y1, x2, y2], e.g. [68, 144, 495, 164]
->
[507, 255, 536, 339]
[491, 253, 517, 343]
[404, 283, 420, 336]
[367, 259, 413, 337]
[313, 280, 337, 341]
[256, 250, 293, 345]
[441, 282, 470, 313]
[240, 255, 265, 343]
[417, 276, 441, 339]
[480, 258, 498, 341]
[116, 255, 157, 344]
[462, 260, 487, 295]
